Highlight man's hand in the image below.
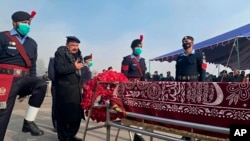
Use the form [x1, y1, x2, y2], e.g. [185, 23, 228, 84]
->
[74, 61, 83, 70]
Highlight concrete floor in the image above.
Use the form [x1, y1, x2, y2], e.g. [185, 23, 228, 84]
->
[4, 96, 182, 141]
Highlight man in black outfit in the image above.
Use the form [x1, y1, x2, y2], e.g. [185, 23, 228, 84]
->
[54, 36, 84, 141]
[176, 36, 206, 82]
[175, 36, 206, 140]
[0, 11, 47, 141]
[82, 54, 92, 84]
[164, 71, 175, 81]
[121, 35, 147, 82]
[121, 35, 146, 141]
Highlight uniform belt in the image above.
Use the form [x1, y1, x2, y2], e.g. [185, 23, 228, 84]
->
[0, 68, 30, 77]
[177, 75, 198, 81]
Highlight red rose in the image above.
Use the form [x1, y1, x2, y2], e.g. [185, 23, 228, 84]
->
[81, 71, 129, 122]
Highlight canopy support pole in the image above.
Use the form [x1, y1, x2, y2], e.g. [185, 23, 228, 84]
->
[148, 60, 151, 73]
[236, 37, 240, 69]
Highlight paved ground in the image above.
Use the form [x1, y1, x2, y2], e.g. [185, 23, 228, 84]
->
[4, 95, 181, 141]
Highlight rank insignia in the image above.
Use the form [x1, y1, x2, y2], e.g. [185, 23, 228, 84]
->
[9, 41, 16, 46]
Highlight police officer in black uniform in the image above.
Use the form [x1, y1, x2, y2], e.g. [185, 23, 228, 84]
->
[121, 35, 147, 81]
[54, 36, 83, 141]
[0, 11, 47, 140]
[176, 36, 206, 82]
[121, 35, 147, 141]
[82, 54, 92, 84]
[175, 36, 206, 141]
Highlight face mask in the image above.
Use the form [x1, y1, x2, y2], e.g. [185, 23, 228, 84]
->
[17, 23, 30, 36]
[88, 61, 93, 67]
[134, 47, 142, 55]
[182, 43, 191, 50]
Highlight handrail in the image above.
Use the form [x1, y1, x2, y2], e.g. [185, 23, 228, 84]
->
[109, 122, 185, 141]
[107, 100, 229, 141]
[125, 111, 229, 135]
[106, 101, 186, 141]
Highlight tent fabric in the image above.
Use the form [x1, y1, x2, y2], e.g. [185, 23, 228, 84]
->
[150, 23, 250, 70]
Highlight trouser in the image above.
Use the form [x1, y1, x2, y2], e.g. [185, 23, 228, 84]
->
[0, 76, 47, 141]
[57, 119, 81, 141]
[51, 83, 57, 129]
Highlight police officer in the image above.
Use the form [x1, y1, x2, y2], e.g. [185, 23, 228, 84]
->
[82, 54, 93, 84]
[176, 36, 206, 82]
[121, 35, 147, 141]
[121, 35, 147, 81]
[164, 71, 175, 81]
[175, 36, 206, 141]
[54, 36, 83, 141]
[0, 11, 47, 140]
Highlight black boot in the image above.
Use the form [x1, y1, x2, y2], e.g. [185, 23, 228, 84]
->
[133, 133, 145, 141]
[181, 136, 191, 141]
[72, 137, 82, 141]
[22, 119, 44, 136]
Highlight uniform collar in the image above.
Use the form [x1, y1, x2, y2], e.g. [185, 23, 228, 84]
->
[10, 28, 29, 39]
[84, 62, 89, 67]
[130, 54, 141, 59]
[181, 49, 195, 56]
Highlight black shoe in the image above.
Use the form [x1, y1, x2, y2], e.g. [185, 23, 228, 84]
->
[133, 133, 145, 141]
[52, 127, 57, 132]
[181, 136, 191, 141]
[72, 137, 82, 141]
[22, 119, 44, 136]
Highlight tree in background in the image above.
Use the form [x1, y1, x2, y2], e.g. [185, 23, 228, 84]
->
[36, 58, 47, 77]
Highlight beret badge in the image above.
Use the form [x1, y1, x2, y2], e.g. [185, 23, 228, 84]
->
[9, 42, 16, 46]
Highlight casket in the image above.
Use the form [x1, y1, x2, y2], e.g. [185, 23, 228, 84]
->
[116, 81, 250, 140]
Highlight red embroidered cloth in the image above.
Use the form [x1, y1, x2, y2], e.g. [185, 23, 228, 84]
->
[117, 81, 250, 138]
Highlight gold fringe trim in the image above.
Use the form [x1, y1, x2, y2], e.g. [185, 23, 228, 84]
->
[121, 119, 229, 141]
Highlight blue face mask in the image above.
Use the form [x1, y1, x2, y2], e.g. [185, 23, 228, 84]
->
[88, 61, 93, 67]
[17, 23, 30, 36]
[134, 47, 142, 55]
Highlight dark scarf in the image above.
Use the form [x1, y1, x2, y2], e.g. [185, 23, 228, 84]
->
[64, 47, 83, 63]
[64, 47, 83, 77]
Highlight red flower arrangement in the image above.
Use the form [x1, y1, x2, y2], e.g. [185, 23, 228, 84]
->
[81, 71, 129, 122]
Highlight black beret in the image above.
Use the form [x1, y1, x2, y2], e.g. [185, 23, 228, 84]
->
[84, 54, 92, 61]
[182, 36, 194, 42]
[131, 39, 141, 48]
[12, 11, 31, 22]
[66, 36, 80, 43]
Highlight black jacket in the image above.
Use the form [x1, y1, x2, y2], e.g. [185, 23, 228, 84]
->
[0, 30, 37, 77]
[175, 51, 206, 82]
[54, 46, 84, 122]
[121, 54, 147, 81]
[48, 57, 55, 81]
[82, 63, 92, 84]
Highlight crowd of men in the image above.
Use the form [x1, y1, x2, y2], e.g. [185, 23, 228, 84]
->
[145, 69, 250, 82]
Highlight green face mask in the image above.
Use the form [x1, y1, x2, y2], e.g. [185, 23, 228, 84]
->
[134, 47, 142, 55]
[17, 23, 30, 36]
[88, 61, 93, 67]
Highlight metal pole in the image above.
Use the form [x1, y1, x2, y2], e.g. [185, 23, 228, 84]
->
[83, 82, 119, 141]
[236, 37, 240, 69]
[218, 64, 220, 77]
[106, 101, 111, 141]
[148, 60, 151, 73]
[126, 112, 229, 134]
[83, 82, 100, 140]
[109, 122, 185, 141]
